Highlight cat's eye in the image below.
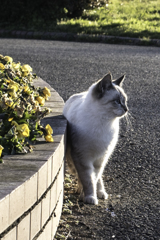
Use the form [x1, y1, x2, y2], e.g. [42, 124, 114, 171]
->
[114, 99, 121, 105]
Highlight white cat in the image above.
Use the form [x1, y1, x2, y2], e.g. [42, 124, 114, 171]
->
[63, 73, 128, 205]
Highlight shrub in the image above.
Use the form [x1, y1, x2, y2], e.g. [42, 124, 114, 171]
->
[0, 0, 66, 28]
[65, 0, 109, 18]
[0, 0, 108, 29]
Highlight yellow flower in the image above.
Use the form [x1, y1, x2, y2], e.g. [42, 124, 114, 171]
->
[21, 64, 32, 72]
[12, 121, 30, 138]
[36, 96, 45, 106]
[8, 81, 19, 92]
[44, 124, 53, 142]
[8, 90, 17, 98]
[45, 124, 53, 135]
[17, 124, 30, 138]
[0, 145, 4, 157]
[9, 85, 17, 92]
[8, 81, 19, 98]
[35, 100, 39, 106]
[12, 62, 20, 70]
[21, 64, 32, 76]
[8, 117, 13, 122]
[4, 56, 13, 63]
[43, 87, 51, 98]
[5, 78, 11, 84]
[0, 63, 5, 70]
[23, 85, 30, 93]
[45, 134, 54, 142]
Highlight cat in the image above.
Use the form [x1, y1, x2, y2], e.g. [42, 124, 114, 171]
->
[63, 73, 128, 205]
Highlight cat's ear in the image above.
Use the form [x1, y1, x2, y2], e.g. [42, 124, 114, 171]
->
[113, 75, 125, 87]
[93, 73, 113, 99]
[100, 73, 113, 90]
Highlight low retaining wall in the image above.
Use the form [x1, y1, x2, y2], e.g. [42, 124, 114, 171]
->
[0, 78, 67, 240]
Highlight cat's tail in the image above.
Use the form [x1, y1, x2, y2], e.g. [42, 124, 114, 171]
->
[65, 121, 77, 175]
[66, 144, 83, 195]
[65, 121, 83, 195]
[66, 144, 77, 175]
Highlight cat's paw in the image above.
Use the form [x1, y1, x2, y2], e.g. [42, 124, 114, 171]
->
[84, 195, 98, 205]
[97, 190, 108, 199]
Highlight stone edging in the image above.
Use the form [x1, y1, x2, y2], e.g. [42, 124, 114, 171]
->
[0, 29, 160, 47]
[0, 77, 67, 240]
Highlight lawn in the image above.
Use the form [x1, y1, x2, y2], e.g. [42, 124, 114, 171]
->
[55, 0, 160, 39]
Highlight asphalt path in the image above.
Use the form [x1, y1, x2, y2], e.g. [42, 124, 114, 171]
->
[0, 39, 160, 239]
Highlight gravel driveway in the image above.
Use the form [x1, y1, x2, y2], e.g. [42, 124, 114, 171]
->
[0, 39, 160, 240]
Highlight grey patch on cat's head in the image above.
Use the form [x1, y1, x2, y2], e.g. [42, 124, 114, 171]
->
[92, 73, 114, 99]
[92, 73, 125, 100]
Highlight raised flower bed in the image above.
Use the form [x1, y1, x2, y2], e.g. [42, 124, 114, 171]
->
[0, 56, 67, 240]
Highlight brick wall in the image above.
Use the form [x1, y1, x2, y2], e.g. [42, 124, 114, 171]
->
[0, 78, 67, 240]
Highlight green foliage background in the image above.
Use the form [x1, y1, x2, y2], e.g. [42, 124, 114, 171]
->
[0, 0, 66, 29]
[0, 0, 107, 29]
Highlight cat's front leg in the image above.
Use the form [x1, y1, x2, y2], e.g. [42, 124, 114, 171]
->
[97, 177, 108, 200]
[83, 175, 98, 205]
[84, 184, 98, 205]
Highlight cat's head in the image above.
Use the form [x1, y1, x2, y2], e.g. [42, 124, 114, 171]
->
[92, 73, 128, 118]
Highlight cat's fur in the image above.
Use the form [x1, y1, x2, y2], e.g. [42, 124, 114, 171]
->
[63, 73, 128, 205]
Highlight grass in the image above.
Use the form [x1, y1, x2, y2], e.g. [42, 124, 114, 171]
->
[56, 0, 160, 39]
[1, 0, 160, 40]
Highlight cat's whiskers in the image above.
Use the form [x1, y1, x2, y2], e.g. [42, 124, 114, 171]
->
[125, 111, 134, 132]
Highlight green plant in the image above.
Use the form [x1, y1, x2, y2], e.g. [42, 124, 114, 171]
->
[0, 54, 53, 161]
